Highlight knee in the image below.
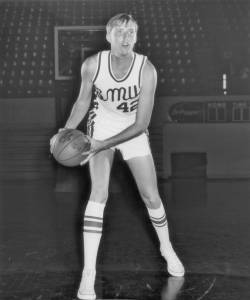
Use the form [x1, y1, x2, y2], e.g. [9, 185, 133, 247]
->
[89, 186, 109, 204]
[140, 190, 162, 209]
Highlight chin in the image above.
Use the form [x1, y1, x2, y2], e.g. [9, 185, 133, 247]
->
[121, 48, 133, 55]
[112, 48, 133, 57]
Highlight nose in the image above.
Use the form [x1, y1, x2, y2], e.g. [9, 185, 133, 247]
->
[122, 32, 130, 43]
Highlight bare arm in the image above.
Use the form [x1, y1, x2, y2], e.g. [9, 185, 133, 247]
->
[98, 59, 157, 150]
[64, 55, 97, 129]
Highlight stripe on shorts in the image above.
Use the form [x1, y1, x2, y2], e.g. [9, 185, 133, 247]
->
[87, 110, 97, 138]
[87, 121, 94, 138]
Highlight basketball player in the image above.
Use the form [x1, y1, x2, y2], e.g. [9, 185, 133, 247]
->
[50, 14, 185, 300]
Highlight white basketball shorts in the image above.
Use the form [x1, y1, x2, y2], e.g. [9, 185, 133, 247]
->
[87, 108, 151, 160]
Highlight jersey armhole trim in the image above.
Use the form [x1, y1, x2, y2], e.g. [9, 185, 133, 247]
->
[92, 52, 102, 83]
[138, 56, 147, 88]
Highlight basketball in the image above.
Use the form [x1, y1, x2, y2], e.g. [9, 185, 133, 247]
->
[51, 129, 91, 167]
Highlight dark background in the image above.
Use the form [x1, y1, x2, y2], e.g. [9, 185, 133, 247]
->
[1, 0, 250, 293]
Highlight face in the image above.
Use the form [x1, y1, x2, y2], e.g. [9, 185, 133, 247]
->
[107, 20, 137, 56]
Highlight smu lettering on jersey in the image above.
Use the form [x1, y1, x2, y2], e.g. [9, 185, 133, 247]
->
[87, 50, 147, 137]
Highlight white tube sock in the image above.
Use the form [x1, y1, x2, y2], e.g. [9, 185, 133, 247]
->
[83, 201, 105, 270]
[147, 202, 171, 251]
[147, 202, 185, 276]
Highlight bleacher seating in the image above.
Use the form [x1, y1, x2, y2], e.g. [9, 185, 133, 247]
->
[0, 0, 249, 97]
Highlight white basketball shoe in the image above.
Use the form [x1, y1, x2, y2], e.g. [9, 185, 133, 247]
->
[160, 244, 185, 277]
[77, 269, 96, 300]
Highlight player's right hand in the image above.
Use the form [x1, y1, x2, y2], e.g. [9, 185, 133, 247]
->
[49, 128, 67, 154]
[80, 138, 107, 165]
[80, 135, 94, 165]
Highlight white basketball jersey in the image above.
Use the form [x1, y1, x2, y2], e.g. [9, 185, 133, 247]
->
[87, 50, 147, 138]
[92, 50, 147, 118]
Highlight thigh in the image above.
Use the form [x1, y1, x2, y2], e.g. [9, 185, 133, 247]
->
[89, 149, 115, 193]
[117, 133, 151, 161]
[126, 154, 160, 198]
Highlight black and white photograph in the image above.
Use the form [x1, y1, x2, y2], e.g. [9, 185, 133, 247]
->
[0, 0, 250, 299]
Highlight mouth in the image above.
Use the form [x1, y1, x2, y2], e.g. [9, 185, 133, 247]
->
[122, 44, 130, 48]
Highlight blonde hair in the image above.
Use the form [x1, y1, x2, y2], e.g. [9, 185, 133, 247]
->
[106, 13, 138, 34]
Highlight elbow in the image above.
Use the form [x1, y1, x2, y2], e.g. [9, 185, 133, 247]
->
[135, 122, 148, 135]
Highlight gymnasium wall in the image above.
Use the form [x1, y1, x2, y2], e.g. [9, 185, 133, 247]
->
[1, 96, 249, 180]
[0, 98, 56, 181]
[0, 98, 56, 127]
[150, 95, 250, 179]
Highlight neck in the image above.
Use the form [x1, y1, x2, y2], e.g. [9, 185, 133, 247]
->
[110, 50, 134, 61]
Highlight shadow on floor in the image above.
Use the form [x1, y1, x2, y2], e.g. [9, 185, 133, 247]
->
[1, 270, 250, 300]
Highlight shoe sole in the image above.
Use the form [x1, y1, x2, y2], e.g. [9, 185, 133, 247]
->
[167, 267, 185, 277]
[77, 291, 96, 300]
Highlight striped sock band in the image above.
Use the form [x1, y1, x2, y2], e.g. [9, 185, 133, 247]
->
[147, 202, 171, 250]
[150, 213, 168, 227]
[83, 215, 103, 234]
[83, 201, 105, 270]
[147, 202, 168, 228]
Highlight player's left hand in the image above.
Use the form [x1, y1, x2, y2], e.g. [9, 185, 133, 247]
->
[49, 128, 68, 154]
[80, 138, 106, 165]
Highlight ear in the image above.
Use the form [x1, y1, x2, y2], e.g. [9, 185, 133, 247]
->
[106, 32, 111, 44]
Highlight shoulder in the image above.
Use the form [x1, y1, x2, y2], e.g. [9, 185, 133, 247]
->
[141, 58, 157, 84]
[144, 59, 157, 76]
[80, 53, 100, 79]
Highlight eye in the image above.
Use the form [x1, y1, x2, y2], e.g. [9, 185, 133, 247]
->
[116, 29, 123, 34]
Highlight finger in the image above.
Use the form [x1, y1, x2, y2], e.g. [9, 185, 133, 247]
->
[85, 135, 92, 143]
[80, 153, 92, 165]
[80, 153, 95, 166]
[81, 150, 91, 156]
[58, 128, 68, 133]
[80, 156, 89, 166]
[50, 136, 56, 146]
[49, 139, 54, 154]
[50, 134, 58, 154]
[50, 143, 55, 154]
